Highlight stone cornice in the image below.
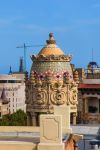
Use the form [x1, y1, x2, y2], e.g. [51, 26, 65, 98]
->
[31, 54, 72, 62]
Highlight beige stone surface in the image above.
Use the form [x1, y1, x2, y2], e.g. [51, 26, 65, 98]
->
[63, 128, 72, 134]
[0, 126, 40, 132]
[0, 141, 37, 150]
[38, 143, 64, 150]
[54, 106, 72, 134]
[40, 115, 62, 143]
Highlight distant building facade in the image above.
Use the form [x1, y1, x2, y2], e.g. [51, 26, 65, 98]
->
[77, 61, 100, 124]
[0, 73, 26, 114]
[0, 88, 9, 117]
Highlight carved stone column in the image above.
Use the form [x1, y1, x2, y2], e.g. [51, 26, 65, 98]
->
[27, 115, 31, 126]
[85, 97, 88, 113]
[31, 113, 37, 126]
[82, 98, 85, 123]
[27, 112, 32, 126]
[72, 113, 77, 125]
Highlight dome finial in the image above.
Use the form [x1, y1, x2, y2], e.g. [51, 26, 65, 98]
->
[49, 33, 53, 38]
[46, 33, 56, 44]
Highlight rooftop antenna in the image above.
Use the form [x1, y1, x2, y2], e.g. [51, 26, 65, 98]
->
[16, 43, 44, 72]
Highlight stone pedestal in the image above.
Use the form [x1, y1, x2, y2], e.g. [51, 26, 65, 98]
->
[38, 115, 64, 150]
[54, 106, 72, 134]
[40, 115, 62, 143]
[38, 143, 64, 150]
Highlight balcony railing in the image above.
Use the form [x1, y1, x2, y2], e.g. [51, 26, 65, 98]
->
[86, 73, 100, 79]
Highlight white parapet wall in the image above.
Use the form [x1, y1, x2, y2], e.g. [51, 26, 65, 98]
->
[0, 126, 40, 132]
[0, 141, 37, 150]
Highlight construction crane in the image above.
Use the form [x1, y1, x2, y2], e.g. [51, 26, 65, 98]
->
[16, 43, 44, 72]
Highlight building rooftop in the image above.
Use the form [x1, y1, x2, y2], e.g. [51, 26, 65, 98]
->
[79, 83, 100, 89]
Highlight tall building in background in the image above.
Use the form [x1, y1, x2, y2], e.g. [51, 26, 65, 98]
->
[0, 88, 9, 117]
[0, 57, 26, 115]
[0, 73, 26, 114]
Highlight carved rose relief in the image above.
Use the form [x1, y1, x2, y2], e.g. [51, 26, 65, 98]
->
[34, 90, 47, 105]
[69, 86, 78, 105]
[50, 90, 66, 105]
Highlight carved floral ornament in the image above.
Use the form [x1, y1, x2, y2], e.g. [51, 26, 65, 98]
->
[34, 90, 47, 105]
[69, 87, 78, 105]
[29, 70, 73, 82]
[31, 54, 72, 62]
[50, 89, 66, 105]
[26, 80, 78, 106]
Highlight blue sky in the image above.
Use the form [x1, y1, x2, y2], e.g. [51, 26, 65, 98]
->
[0, 0, 100, 74]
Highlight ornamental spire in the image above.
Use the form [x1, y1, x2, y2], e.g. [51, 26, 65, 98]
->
[46, 33, 56, 44]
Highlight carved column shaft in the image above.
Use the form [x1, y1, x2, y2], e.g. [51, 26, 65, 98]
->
[85, 98, 88, 113]
[31, 114, 37, 126]
[72, 113, 77, 125]
[27, 113, 32, 126]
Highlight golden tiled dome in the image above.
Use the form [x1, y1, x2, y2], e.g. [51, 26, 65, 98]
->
[38, 33, 64, 56]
